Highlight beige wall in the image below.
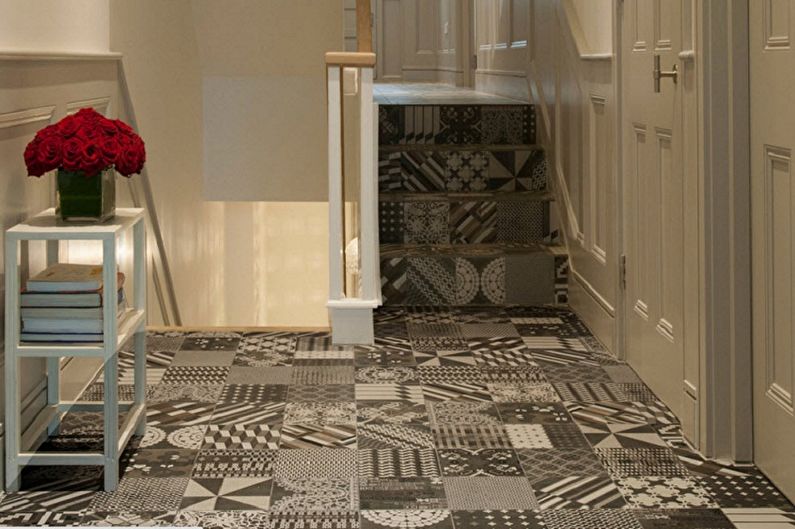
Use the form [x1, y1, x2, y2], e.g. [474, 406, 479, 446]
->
[110, 0, 338, 327]
[0, 0, 109, 53]
[570, 0, 613, 53]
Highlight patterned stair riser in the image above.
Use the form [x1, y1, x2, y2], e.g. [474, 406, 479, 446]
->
[379, 149, 548, 194]
[380, 200, 552, 246]
[380, 253, 569, 307]
[379, 105, 536, 145]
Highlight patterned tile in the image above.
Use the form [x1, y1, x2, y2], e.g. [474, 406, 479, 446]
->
[140, 425, 207, 450]
[451, 510, 546, 529]
[210, 401, 285, 425]
[280, 425, 357, 449]
[219, 384, 288, 402]
[290, 366, 355, 385]
[274, 449, 357, 479]
[171, 350, 236, 366]
[429, 401, 501, 426]
[438, 449, 523, 477]
[227, 366, 293, 384]
[497, 402, 572, 424]
[289, 384, 355, 402]
[402, 151, 447, 192]
[119, 448, 196, 478]
[193, 449, 276, 478]
[443, 477, 538, 510]
[617, 476, 717, 509]
[379, 200, 405, 244]
[406, 257, 458, 306]
[446, 151, 489, 192]
[357, 400, 430, 425]
[721, 507, 795, 528]
[358, 423, 435, 450]
[355, 366, 420, 384]
[405, 201, 449, 244]
[421, 382, 492, 403]
[517, 448, 606, 479]
[0, 489, 96, 513]
[270, 477, 358, 512]
[531, 474, 627, 509]
[284, 402, 356, 426]
[146, 401, 215, 427]
[461, 323, 520, 338]
[481, 106, 534, 144]
[268, 512, 360, 529]
[361, 510, 453, 529]
[554, 382, 629, 402]
[182, 336, 240, 351]
[497, 201, 548, 244]
[180, 477, 272, 511]
[488, 383, 560, 403]
[359, 477, 446, 510]
[203, 424, 282, 450]
[438, 105, 481, 144]
[0, 512, 86, 526]
[542, 509, 642, 529]
[357, 449, 441, 478]
[161, 366, 229, 384]
[541, 363, 611, 383]
[450, 201, 498, 244]
[634, 509, 735, 529]
[699, 471, 793, 508]
[175, 510, 271, 529]
[580, 423, 668, 449]
[482, 366, 547, 383]
[595, 448, 689, 478]
[414, 349, 477, 366]
[506, 424, 553, 449]
[564, 401, 665, 427]
[148, 384, 223, 403]
[81, 511, 178, 526]
[88, 478, 188, 512]
[433, 424, 511, 449]
[356, 384, 425, 403]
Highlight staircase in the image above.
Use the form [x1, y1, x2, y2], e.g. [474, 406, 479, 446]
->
[377, 88, 569, 307]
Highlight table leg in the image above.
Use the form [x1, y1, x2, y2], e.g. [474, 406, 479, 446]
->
[4, 238, 20, 492]
[46, 357, 61, 435]
[133, 329, 147, 436]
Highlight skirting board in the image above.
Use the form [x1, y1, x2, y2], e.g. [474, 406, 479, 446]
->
[569, 270, 617, 355]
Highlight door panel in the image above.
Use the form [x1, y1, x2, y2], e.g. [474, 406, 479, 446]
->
[751, 0, 795, 498]
[622, 0, 686, 421]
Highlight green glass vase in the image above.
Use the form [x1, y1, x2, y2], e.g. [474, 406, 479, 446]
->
[56, 168, 116, 222]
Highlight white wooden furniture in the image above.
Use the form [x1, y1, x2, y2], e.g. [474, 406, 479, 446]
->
[4, 208, 147, 492]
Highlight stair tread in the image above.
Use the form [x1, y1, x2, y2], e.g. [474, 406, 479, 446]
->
[380, 190, 554, 202]
[379, 143, 542, 151]
[381, 242, 566, 258]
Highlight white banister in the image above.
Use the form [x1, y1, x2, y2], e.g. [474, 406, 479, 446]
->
[325, 52, 380, 344]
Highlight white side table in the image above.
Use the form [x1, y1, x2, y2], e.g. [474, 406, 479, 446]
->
[4, 208, 147, 492]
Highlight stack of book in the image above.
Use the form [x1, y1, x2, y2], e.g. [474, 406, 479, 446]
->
[20, 263, 126, 343]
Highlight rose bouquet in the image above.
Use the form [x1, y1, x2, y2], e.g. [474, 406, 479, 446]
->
[24, 108, 145, 178]
[23, 108, 146, 222]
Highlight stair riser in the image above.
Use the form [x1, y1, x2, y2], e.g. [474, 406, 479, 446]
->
[379, 149, 548, 194]
[381, 254, 569, 307]
[380, 200, 552, 245]
[379, 104, 536, 146]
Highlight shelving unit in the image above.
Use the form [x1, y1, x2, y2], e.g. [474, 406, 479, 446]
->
[4, 208, 147, 492]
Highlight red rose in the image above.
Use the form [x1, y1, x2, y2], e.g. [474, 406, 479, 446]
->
[81, 141, 105, 176]
[116, 143, 144, 176]
[75, 108, 101, 123]
[99, 137, 121, 165]
[57, 115, 79, 138]
[36, 135, 62, 171]
[77, 124, 100, 142]
[114, 119, 134, 136]
[61, 138, 83, 172]
[24, 140, 46, 177]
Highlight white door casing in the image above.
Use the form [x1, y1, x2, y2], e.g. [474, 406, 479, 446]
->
[750, 0, 795, 500]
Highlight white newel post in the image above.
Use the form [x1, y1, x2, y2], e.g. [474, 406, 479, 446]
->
[326, 53, 380, 345]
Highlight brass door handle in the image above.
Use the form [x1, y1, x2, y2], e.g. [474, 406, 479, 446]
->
[653, 54, 678, 93]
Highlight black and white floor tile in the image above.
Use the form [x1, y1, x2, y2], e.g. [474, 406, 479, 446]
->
[6, 306, 793, 528]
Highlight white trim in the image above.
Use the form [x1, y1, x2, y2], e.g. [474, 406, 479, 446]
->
[697, 0, 753, 462]
[0, 106, 56, 129]
[572, 269, 616, 316]
[580, 53, 614, 61]
[0, 50, 122, 62]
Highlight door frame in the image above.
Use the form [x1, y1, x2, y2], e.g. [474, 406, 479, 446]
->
[615, 0, 753, 462]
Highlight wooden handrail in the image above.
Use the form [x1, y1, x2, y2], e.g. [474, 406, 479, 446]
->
[325, 52, 376, 67]
[357, 0, 373, 53]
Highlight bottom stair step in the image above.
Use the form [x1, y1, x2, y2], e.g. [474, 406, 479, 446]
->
[380, 243, 568, 307]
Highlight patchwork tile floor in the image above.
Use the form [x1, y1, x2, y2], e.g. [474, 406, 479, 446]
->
[1, 306, 792, 528]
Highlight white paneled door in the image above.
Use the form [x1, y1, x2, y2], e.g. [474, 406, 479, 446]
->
[751, 0, 795, 499]
[621, 1, 688, 423]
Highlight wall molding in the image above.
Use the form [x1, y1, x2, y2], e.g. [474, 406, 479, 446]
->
[0, 106, 56, 129]
[572, 269, 616, 316]
[0, 50, 122, 62]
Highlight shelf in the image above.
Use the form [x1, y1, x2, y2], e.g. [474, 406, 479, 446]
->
[16, 309, 145, 357]
[5, 208, 144, 241]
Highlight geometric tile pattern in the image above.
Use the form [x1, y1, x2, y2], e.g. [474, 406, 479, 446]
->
[7, 305, 793, 529]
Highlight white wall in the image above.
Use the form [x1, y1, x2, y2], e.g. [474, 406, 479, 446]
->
[570, 0, 613, 53]
[110, 0, 339, 327]
[0, 0, 109, 53]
